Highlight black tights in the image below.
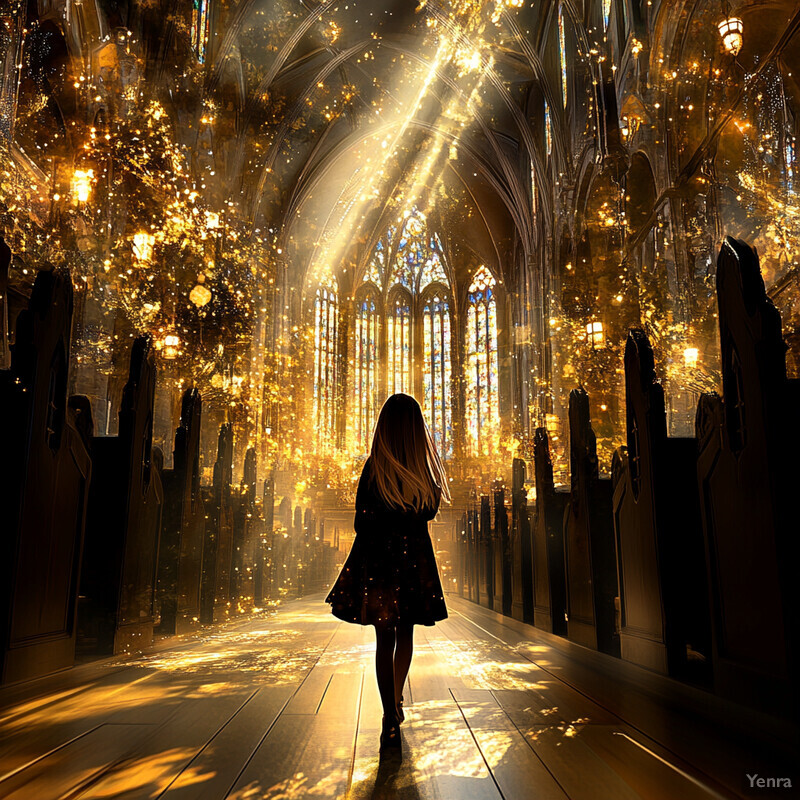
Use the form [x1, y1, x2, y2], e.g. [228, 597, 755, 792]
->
[374, 622, 414, 721]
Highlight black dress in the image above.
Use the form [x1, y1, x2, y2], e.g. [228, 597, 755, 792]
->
[325, 459, 448, 628]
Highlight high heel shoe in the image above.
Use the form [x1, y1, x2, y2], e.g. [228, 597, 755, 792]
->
[380, 714, 401, 750]
[396, 695, 404, 723]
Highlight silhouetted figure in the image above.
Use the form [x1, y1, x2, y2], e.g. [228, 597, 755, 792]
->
[326, 394, 451, 751]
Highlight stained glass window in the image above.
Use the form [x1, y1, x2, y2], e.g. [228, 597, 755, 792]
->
[191, 0, 211, 64]
[359, 207, 455, 458]
[313, 277, 338, 452]
[388, 288, 411, 395]
[365, 247, 383, 286]
[602, 0, 611, 31]
[559, 7, 568, 108]
[466, 266, 500, 457]
[786, 138, 795, 192]
[544, 100, 553, 156]
[355, 287, 381, 453]
[423, 293, 452, 457]
[531, 161, 537, 215]
[419, 236, 448, 288]
[366, 231, 392, 287]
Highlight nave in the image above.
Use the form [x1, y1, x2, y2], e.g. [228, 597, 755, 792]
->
[0, 594, 789, 800]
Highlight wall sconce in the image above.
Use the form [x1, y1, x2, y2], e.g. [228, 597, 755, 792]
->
[586, 320, 605, 348]
[718, 17, 743, 56]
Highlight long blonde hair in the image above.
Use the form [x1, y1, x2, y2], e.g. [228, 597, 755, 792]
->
[368, 393, 451, 512]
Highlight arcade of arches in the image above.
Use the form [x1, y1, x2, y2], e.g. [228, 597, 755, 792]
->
[3, 0, 800, 494]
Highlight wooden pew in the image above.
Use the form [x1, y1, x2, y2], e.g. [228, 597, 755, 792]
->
[254, 475, 275, 606]
[531, 427, 568, 635]
[79, 336, 164, 656]
[509, 458, 534, 624]
[157, 388, 205, 635]
[0, 268, 92, 683]
[201, 423, 235, 624]
[492, 486, 512, 616]
[479, 494, 493, 610]
[696, 236, 798, 716]
[563, 389, 619, 656]
[0, 237, 9, 368]
[232, 447, 259, 613]
[273, 496, 292, 595]
[466, 502, 478, 605]
[612, 329, 711, 682]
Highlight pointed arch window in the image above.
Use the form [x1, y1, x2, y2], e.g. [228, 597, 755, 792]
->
[313, 278, 338, 452]
[419, 235, 448, 288]
[366, 230, 392, 286]
[559, 7, 568, 108]
[191, 0, 211, 63]
[466, 266, 499, 456]
[423, 290, 452, 457]
[388, 288, 412, 395]
[355, 286, 381, 454]
[355, 207, 455, 458]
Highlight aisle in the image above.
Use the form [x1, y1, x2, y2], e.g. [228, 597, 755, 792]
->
[0, 594, 745, 799]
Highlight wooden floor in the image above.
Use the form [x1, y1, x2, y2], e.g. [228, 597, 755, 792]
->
[0, 594, 792, 800]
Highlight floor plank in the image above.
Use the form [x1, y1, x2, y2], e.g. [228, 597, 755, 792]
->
[0, 724, 155, 800]
[158, 685, 295, 800]
[79, 691, 257, 799]
[0, 592, 784, 799]
[450, 689, 568, 800]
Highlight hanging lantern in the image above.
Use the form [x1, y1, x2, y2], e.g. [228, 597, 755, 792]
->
[132, 232, 155, 262]
[684, 347, 699, 368]
[718, 17, 743, 56]
[586, 320, 605, 348]
[190, 281, 212, 307]
[72, 169, 93, 203]
[155, 330, 181, 359]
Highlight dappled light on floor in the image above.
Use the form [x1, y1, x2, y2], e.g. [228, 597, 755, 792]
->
[0, 595, 769, 799]
[76, 747, 216, 799]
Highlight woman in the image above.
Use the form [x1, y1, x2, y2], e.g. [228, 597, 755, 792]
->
[325, 393, 451, 750]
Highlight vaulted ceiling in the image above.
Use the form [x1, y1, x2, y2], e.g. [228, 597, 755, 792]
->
[192, 0, 568, 285]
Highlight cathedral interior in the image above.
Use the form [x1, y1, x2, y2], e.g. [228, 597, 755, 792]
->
[0, 0, 799, 797]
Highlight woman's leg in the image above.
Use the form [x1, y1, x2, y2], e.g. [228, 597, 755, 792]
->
[394, 622, 414, 703]
[374, 625, 398, 721]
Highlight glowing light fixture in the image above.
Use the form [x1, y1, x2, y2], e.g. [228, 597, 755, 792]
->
[718, 17, 743, 56]
[684, 347, 699, 368]
[189, 279, 212, 307]
[132, 232, 155, 262]
[586, 320, 605, 348]
[72, 169, 93, 203]
[156, 330, 181, 359]
[545, 413, 561, 441]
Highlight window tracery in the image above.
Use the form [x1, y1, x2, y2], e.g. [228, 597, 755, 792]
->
[466, 266, 500, 456]
[191, 0, 211, 63]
